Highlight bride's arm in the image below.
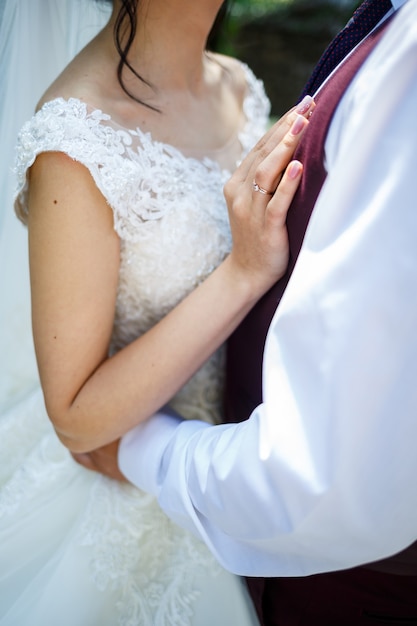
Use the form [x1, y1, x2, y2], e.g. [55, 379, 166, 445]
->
[28, 110, 310, 454]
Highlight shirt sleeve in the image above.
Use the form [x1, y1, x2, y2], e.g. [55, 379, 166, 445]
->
[119, 2, 417, 577]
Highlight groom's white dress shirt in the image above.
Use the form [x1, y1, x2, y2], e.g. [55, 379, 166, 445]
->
[119, 0, 417, 577]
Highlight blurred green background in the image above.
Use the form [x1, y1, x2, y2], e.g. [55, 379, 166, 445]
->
[214, 0, 360, 116]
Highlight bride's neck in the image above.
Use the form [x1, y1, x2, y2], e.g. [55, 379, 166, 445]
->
[106, 0, 220, 94]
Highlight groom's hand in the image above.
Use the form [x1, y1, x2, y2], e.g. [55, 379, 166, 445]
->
[71, 439, 127, 482]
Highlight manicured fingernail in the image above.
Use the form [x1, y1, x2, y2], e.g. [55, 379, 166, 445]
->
[296, 95, 313, 114]
[287, 160, 302, 180]
[290, 115, 306, 136]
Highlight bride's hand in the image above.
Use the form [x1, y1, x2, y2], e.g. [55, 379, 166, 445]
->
[225, 97, 315, 296]
[71, 440, 127, 482]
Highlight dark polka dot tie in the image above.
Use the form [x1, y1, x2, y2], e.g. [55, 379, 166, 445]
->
[298, 0, 392, 101]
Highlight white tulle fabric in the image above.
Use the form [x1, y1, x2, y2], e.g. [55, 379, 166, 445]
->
[0, 58, 269, 625]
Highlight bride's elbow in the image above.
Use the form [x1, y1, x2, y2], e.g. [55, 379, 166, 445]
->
[54, 427, 83, 453]
[44, 400, 99, 453]
[54, 428, 97, 454]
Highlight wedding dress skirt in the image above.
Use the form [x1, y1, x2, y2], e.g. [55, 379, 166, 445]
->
[0, 64, 270, 625]
[0, 389, 259, 626]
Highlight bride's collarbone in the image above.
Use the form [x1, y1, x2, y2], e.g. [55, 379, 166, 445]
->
[109, 92, 243, 153]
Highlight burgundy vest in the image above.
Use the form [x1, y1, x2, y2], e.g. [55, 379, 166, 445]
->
[225, 16, 417, 576]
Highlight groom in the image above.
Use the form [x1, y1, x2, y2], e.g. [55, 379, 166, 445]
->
[223, 1, 417, 623]
[75, 1, 417, 623]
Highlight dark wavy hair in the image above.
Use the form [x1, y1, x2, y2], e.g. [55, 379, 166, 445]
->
[98, 0, 231, 111]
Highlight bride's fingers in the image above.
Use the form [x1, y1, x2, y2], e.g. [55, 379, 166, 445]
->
[234, 96, 315, 184]
[265, 160, 303, 228]
[226, 111, 308, 226]
[226, 112, 310, 215]
[249, 114, 309, 199]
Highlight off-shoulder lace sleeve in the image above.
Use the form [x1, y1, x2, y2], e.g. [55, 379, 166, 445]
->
[14, 98, 130, 221]
[13, 97, 171, 235]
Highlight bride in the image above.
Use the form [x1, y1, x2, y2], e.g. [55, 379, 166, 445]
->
[0, 0, 309, 624]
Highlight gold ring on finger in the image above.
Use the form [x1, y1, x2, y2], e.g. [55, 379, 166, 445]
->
[252, 180, 274, 196]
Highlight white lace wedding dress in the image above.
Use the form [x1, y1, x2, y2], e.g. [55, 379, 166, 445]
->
[0, 64, 269, 626]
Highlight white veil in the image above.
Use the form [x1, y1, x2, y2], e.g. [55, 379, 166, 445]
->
[0, 0, 111, 412]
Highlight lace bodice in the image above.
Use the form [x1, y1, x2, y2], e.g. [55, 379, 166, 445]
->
[14, 63, 270, 424]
